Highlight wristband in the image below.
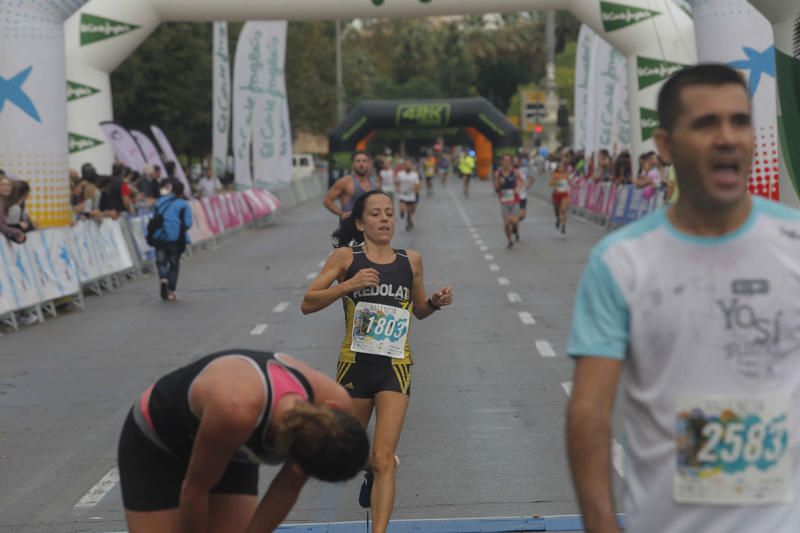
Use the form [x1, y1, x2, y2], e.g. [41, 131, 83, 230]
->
[427, 296, 441, 311]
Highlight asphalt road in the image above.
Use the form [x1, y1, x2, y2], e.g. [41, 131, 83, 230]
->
[0, 178, 623, 532]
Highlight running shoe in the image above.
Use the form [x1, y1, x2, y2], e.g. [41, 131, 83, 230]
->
[160, 279, 168, 300]
[555, 217, 561, 229]
[507, 240, 514, 249]
[358, 471, 374, 508]
[514, 229, 520, 242]
[167, 291, 177, 302]
[561, 224, 566, 235]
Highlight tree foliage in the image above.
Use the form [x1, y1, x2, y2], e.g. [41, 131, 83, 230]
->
[111, 13, 580, 152]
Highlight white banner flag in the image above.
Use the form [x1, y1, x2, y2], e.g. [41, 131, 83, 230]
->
[99, 122, 148, 173]
[573, 24, 595, 152]
[212, 21, 232, 178]
[130, 130, 166, 170]
[612, 65, 631, 154]
[232, 22, 260, 188]
[150, 125, 193, 198]
[252, 21, 292, 186]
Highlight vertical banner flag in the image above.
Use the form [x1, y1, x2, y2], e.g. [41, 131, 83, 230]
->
[232, 22, 259, 188]
[130, 130, 165, 170]
[585, 34, 614, 158]
[150, 125, 193, 198]
[252, 21, 292, 186]
[595, 44, 627, 154]
[99, 122, 147, 172]
[692, 0, 780, 201]
[612, 63, 631, 154]
[573, 24, 595, 152]
[212, 21, 231, 178]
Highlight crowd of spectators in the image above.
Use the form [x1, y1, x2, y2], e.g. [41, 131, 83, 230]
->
[548, 146, 678, 204]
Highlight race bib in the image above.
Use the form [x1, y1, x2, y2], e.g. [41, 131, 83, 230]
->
[674, 394, 792, 505]
[500, 189, 516, 204]
[350, 302, 410, 358]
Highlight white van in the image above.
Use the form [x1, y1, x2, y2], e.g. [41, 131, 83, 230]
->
[292, 154, 316, 180]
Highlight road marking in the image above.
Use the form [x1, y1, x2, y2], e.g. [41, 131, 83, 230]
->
[272, 301, 290, 313]
[306, 272, 318, 280]
[475, 239, 484, 245]
[560, 381, 624, 478]
[489, 264, 500, 272]
[479, 245, 488, 251]
[507, 292, 521, 303]
[497, 277, 510, 286]
[317, 260, 326, 268]
[536, 340, 556, 357]
[518, 311, 536, 325]
[250, 323, 269, 336]
[74, 467, 119, 510]
[484, 254, 494, 260]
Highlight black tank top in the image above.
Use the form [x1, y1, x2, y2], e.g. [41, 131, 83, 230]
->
[499, 169, 516, 190]
[339, 245, 414, 365]
[137, 350, 314, 464]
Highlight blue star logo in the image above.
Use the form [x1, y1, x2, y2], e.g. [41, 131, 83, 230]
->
[727, 46, 776, 99]
[0, 66, 41, 123]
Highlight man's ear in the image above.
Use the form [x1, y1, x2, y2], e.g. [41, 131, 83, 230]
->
[653, 128, 673, 166]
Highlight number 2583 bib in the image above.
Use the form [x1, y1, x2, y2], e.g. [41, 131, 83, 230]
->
[350, 302, 410, 358]
[674, 394, 792, 505]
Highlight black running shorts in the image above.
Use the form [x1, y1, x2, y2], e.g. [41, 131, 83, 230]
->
[336, 355, 411, 398]
[117, 410, 259, 511]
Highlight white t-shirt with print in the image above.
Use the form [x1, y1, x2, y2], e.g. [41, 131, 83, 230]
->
[568, 197, 800, 533]
[379, 169, 395, 193]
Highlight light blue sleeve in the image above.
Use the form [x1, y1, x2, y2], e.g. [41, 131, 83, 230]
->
[567, 249, 630, 359]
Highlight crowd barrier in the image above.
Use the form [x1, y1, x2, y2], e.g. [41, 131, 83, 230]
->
[0, 186, 289, 332]
[531, 174, 666, 229]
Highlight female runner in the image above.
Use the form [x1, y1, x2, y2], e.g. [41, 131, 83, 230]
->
[302, 190, 453, 533]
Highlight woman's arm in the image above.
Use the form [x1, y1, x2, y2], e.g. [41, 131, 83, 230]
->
[301, 249, 379, 315]
[408, 250, 452, 320]
[246, 463, 309, 533]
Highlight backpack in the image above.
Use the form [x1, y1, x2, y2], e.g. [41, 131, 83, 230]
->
[146, 197, 177, 246]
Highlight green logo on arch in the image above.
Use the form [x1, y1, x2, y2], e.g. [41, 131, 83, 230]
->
[396, 104, 451, 127]
[80, 13, 140, 46]
[67, 81, 100, 102]
[600, 2, 660, 32]
[637, 57, 687, 90]
[68, 132, 104, 153]
[640, 108, 659, 141]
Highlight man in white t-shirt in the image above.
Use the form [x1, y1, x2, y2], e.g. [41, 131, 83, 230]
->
[567, 64, 800, 533]
[395, 159, 420, 231]
[378, 159, 395, 202]
[198, 167, 223, 198]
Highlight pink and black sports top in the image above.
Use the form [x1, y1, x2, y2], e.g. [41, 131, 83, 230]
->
[132, 350, 314, 465]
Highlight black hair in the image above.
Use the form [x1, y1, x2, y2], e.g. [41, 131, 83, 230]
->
[171, 178, 184, 198]
[352, 150, 369, 162]
[164, 160, 176, 177]
[111, 162, 124, 177]
[658, 64, 749, 133]
[282, 405, 369, 482]
[331, 190, 390, 248]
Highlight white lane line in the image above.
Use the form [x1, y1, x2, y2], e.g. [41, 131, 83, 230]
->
[74, 467, 119, 510]
[560, 380, 625, 478]
[518, 311, 536, 325]
[272, 301, 290, 313]
[507, 292, 521, 303]
[497, 277, 510, 286]
[489, 264, 500, 272]
[317, 260, 326, 268]
[536, 340, 556, 357]
[484, 254, 494, 261]
[306, 272, 318, 280]
[250, 323, 269, 336]
[479, 245, 488, 252]
[475, 240, 484, 245]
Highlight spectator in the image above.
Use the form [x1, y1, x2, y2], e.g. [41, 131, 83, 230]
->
[81, 162, 98, 184]
[6, 180, 37, 232]
[97, 174, 126, 219]
[634, 152, 663, 200]
[613, 151, 633, 185]
[138, 164, 161, 203]
[150, 180, 192, 302]
[74, 180, 102, 220]
[0, 175, 25, 243]
[595, 149, 612, 182]
[197, 167, 222, 198]
[164, 160, 176, 179]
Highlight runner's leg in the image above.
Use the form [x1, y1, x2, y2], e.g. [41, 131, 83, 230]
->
[208, 494, 258, 533]
[370, 391, 410, 533]
[125, 510, 180, 533]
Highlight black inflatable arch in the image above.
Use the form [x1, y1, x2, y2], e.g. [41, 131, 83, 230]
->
[328, 97, 521, 183]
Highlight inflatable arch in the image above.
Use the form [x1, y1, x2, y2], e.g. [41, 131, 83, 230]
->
[328, 98, 521, 183]
[9, 0, 797, 227]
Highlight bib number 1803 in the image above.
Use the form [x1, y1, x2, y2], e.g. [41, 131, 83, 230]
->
[366, 315, 404, 339]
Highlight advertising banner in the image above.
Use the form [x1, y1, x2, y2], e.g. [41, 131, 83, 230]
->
[223, 194, 242, 228]
[233, 192, 254, 223]
[69, 220, 103, 282]
[100, 122, 147, 172]
[201, 197, 224, 235]
[232, 22, 259, 188]
[187, 201, 215, 243]
[150, 125, 192, 197]
[128, 215, 155, 262]
[130, 129, 166, 170]
[251, 21, 292, 186]
[0, 238, 41, 311]
[573, 24, 595, 152]
[212, 21, 232, 178]
[242, 189, 271, 218]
